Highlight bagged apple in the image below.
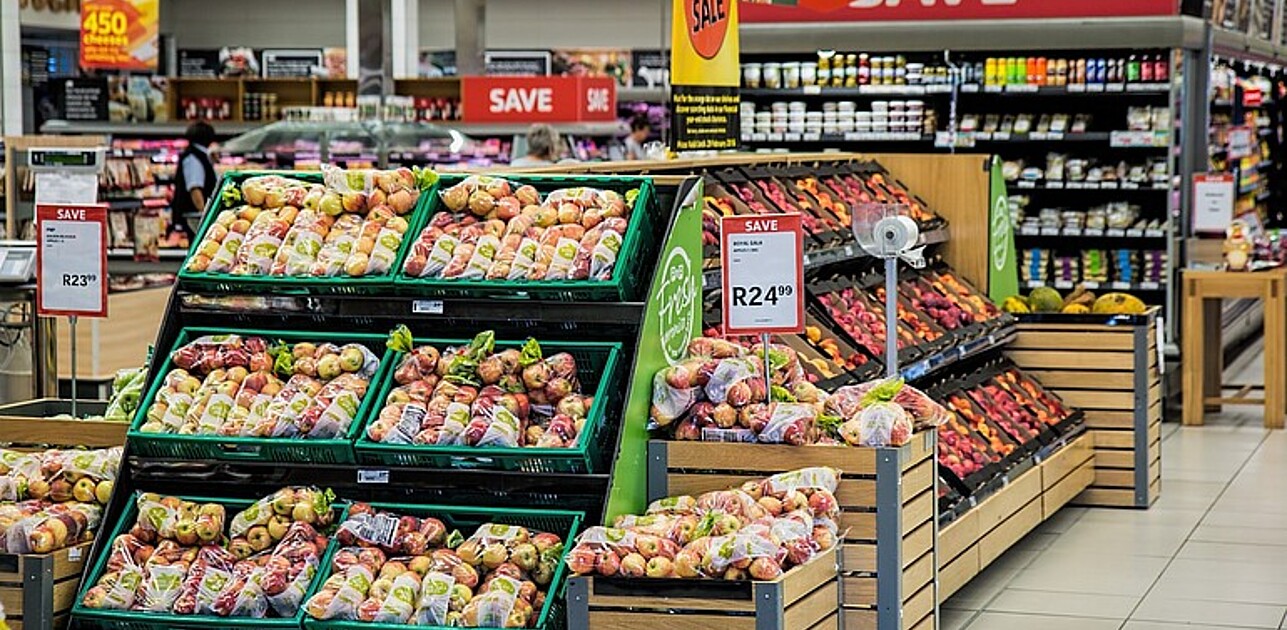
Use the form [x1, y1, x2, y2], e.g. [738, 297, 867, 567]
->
[171, 545, 236, 615]
[133, 542, 194, 612]
[413, 571, 456, 625]
[311, 215, 364, 277]
[229, 487, 335, 538]
[210, 560, 269, 617]
[9, 502, 101, 553]
[304, 565, 374, 620]
[140, 369, 202, 434]
[0, 450, 41, 501]
[366, 570, 420, 623]
[755, 403, 816, 445]
[80, 554, 144, 611]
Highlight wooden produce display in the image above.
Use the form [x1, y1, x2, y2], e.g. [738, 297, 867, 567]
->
[0, 542, 92, 630]
[566, 546, 840, 630]
[938, 432, 1094, 600]
[647, 432, 936, 630]
[1008, 310, 1161, 507]
[0, 399, 125, 448]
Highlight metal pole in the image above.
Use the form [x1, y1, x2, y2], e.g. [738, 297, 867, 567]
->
[69, 316, 77, 416]
[761, 332, 772, 395]
[885, 258, 898, 378]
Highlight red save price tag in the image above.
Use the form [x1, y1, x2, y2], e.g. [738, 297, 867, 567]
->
[36, 204, 109, 318]
[720, 213, 804, 335]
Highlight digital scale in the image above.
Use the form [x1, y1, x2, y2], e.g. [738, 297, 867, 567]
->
[0, 241, 37, 284]
[27, 147, 105, 205]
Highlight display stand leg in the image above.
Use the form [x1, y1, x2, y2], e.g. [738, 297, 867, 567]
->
[885, 258, 898, 378]
[69, 315, 77, 417]
[761, 332, 771, 390]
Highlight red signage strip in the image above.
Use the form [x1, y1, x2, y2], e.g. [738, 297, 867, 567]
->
[460, 77, 617, 124]
[36, 204, 109, 319]
[721, 213, 805, 335]
[740, 0, 1177, 23]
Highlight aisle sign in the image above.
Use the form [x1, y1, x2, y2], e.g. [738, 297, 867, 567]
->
[670, 0, 741, 151]
[79, 0, 159, 71]
[36, 204, 108, 318]
[460, 76, 616, 123]
[1192, 173, 1236, 235]
[720, 214, 804, 334]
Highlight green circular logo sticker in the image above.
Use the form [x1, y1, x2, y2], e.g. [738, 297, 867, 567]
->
[657, 245, 698, 365]
[991, 194, 1010, 272]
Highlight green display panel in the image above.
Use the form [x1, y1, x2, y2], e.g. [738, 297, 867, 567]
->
[988, 157, 1019, 301]
[605, 178, 703, 523]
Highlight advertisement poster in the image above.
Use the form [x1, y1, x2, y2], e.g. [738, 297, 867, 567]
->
[552, 49, 632, 87]
[79, 0, 159, 71]
[670, 0, 740, 151]
[632, 49, 670, 88]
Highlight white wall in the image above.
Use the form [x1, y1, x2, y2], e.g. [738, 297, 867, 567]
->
[418, 0, 668, 51]
[162, 0, 348, 50]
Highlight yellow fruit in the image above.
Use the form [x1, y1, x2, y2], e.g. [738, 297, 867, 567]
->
[1029, 287, 1063, 312]
[1092, 293, 1146, 315]
[1001, 296, 1031, 314]
[1061, 303, 1090, 314]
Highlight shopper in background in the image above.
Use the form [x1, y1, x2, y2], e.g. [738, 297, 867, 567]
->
[624, 115, 653, 160]
[173, 121, 217, 237]
[511, 124, 561, 168]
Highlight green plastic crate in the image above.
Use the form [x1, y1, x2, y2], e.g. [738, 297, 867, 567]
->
[392, 174, 660, 301]
[126, 327, 393, 465]
[301, 501, 581, 630]
[354, 337, 623, 473]
[176, 170, 438, 295]
[72, 492, 340, 630]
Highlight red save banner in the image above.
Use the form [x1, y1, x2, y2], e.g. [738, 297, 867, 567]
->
[80, 0, 159, 71]
[740, 0, 1177, 23]
[460, 77, 617, 123]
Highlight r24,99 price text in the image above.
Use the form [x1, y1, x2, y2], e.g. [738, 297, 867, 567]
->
[731, 284, 794, 307]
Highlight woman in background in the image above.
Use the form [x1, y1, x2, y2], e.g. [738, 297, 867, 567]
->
[511, 124, 560, 167]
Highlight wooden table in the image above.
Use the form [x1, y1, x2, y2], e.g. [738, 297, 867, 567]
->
[1182, 269, 1287, 428]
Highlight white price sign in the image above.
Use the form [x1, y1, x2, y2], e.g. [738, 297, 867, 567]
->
[36, 204, 108, 318]
[1191, 173, 1235, 235]
[720, 214, 804, 334]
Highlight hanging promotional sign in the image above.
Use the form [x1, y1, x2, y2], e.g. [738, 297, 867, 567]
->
[670, 0, 741, 151]
[79, 0, 159, 71]
[739, 0, 1177, 22]
[721, 213, 805, 335]
[460, 76, 616, 123]
[36, 204, 109, 318]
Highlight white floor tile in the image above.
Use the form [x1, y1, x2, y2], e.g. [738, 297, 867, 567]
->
[963, 611, 1122, 629]
[1132, 594, 1287, 628]
[986, 588, 1137, 619]
[1006, 551, 1169, 596]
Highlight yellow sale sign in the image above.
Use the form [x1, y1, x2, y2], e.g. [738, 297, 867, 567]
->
[80, 0, 159, 71]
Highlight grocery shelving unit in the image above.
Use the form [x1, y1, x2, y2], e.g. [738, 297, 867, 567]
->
[72, 171, 703, 630]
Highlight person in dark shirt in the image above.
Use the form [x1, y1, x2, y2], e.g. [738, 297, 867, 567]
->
[172, 121, 217, 236]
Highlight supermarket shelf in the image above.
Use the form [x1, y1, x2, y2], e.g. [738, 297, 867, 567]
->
[1010, 180, 1171, 192]
[108, 248, 189, 260]
[959, 82, 1171, 96]
[1015, 226, 1168, 239]
[1024, 279, 1165, 292]
[901, 323, 1016, 382]
[42, 120, 261, 136]
[452, 121, 627, 136]
[618, 86, 667, 103]
[741, 85, 955, 98]
[700, 226, 950, 290]
[741, 131, 933, 144]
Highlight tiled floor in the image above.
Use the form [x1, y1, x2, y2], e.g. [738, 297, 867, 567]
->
[944, 348, 1287, 629]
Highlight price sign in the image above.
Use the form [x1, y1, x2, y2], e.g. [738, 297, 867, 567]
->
[36, 204, 108, 318]
[720, 214, 804, 335]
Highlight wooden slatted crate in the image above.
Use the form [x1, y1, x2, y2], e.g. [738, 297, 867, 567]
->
[0, 542, 91, 630]
[1008, 310, 1162, 508]
[936, 432, 1094, 601]
[0, 399, 126, 449]
[566, 546, 840, 630]
[647, 432, 936, 630]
